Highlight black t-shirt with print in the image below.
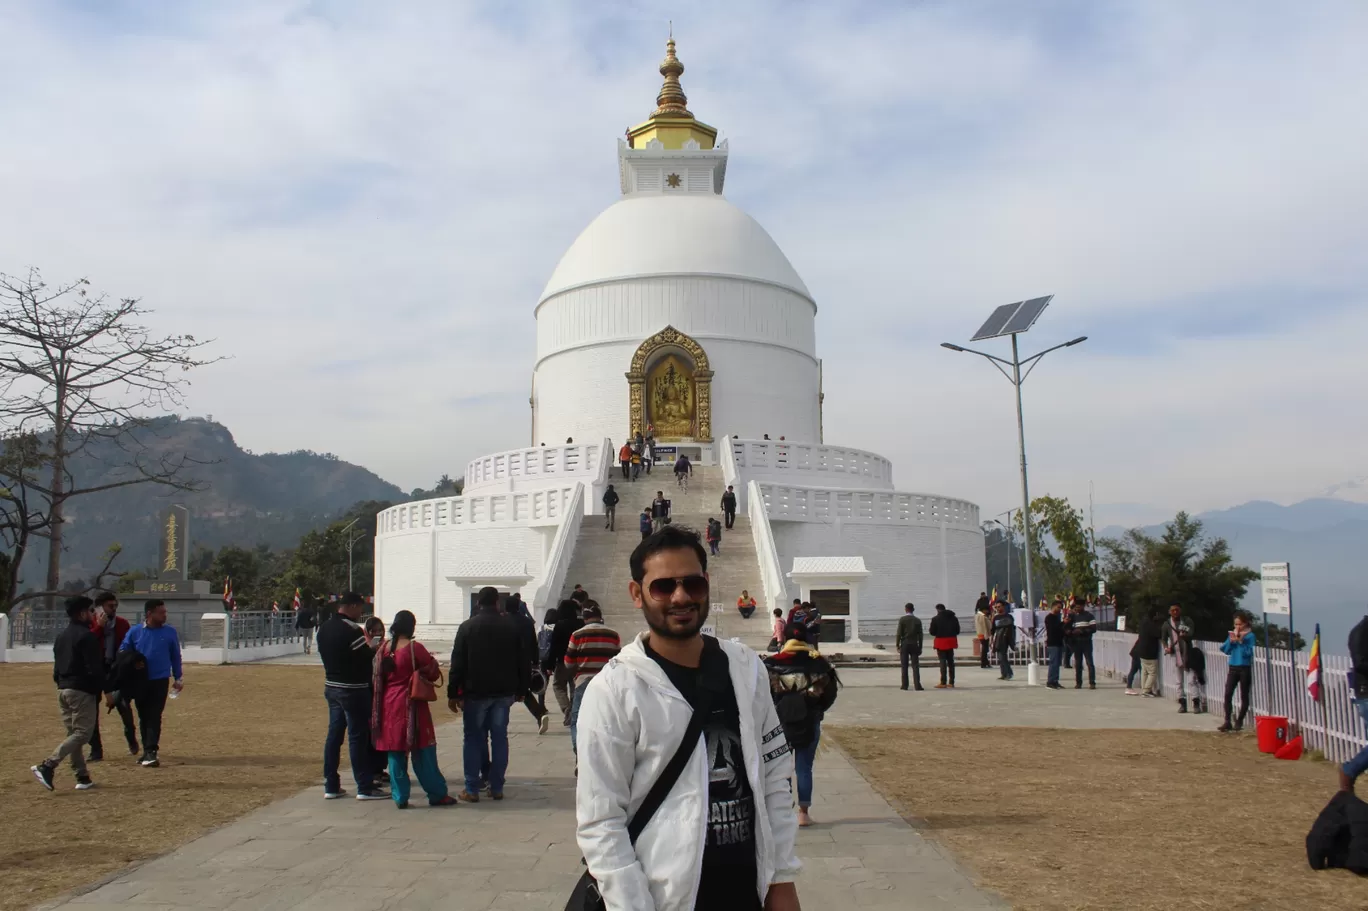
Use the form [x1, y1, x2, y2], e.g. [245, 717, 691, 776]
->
[645, 637, 761, 911]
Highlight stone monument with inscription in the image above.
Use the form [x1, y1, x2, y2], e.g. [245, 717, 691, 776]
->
[132, 505, 225, 641]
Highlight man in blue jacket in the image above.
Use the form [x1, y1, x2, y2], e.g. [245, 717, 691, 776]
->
[120, 600, 184, 768]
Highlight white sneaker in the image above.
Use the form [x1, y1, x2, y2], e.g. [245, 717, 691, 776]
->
[324, 789, 347, 800]
[1124, 689, 1138, 696]
[74, 777, 96, 791]
[539, 715, 550, 735]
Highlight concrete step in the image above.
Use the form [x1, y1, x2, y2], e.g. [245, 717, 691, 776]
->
[561, 464, 765, 648]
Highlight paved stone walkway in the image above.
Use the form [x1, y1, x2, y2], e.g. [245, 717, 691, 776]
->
[43, 710, 1005, 911]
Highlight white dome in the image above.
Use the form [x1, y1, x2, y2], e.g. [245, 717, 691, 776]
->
[538, 195, 811, 304]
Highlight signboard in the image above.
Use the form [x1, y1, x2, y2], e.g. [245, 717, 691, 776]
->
[653, 446, 678, 457]
[1260, 562, 1291, 615]
[159, 505, 190, 581]
[1116, 616, 1126, 632]
[1098, 580, 1107, 596]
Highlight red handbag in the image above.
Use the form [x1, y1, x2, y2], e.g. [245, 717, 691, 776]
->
[408, 643, 442, 702]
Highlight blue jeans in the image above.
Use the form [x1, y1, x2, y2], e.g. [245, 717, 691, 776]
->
[1046, 646, 1063, 686]
[323, 686, 376, 793]
[463, 695, 513, 795]
[794, 721, 820, 807]
[570, 678, 589, 754]
[388, 745, 448, 806]
[1343, 699, 1368, 780]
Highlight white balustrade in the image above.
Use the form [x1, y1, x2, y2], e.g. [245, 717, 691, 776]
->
[729, 439, 894, 490]
[758, 484, 980, 530]
[748, 480, 788, 616]
[377, 486, 580, 535]
[464, 439, 606, 492]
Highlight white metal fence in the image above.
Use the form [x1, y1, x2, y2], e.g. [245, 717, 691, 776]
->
[1083, 631, 1365, 764]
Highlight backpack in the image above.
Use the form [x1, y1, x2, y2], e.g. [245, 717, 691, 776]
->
[537, 625, 555, 664]
[774, 691, 816, 748]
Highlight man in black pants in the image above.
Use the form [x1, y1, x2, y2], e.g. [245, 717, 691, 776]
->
[317, 593, 387, 800]
[119, 600, 183, 768]
[1067, 600, 1097, 689]
[720, 485, 738, 530]
[929, 603, 960, 688]
[895, 603, 923, 691]
[87, 591, 138, 760]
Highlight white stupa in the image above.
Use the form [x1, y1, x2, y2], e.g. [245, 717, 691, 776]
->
[375, 39, 984, 643]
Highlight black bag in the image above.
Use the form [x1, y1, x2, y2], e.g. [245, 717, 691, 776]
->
[108, 646, 148, 699]
[565, 683, 714, 911]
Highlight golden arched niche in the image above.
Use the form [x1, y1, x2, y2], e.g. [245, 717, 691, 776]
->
[626, 326, 713, 442]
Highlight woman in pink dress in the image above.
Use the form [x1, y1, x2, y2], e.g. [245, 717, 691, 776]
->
[371, 610, 456, 809]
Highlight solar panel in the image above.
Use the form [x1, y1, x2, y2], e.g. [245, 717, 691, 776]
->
[969, 295, 1055, 341]
[971, 303, 1020, 341]
[1000, 295, 1053, 335]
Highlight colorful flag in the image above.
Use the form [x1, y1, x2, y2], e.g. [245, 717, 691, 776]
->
[989, 585, 998, 605]
[271, 601, 279, 613]
[292, 588, 301, 610]
[1307, 623, 1322, 702]
[223, 576, 236, 610]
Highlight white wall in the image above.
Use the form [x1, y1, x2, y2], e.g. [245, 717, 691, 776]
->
[532, 274, 820, 446]
[769, 520, 985, 630]
[730, 439, 894, 505]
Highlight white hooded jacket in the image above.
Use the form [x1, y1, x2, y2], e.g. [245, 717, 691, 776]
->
[575, 633, 801, 911]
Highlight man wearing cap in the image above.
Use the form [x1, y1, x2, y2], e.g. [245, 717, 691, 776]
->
[317, 592, 387, 800]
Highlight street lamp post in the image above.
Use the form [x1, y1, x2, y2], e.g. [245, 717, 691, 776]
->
[941, 331, 1086, 685]
[341, 518, 362, 593]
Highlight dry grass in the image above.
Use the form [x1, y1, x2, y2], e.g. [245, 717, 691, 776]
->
[829, 725, 1368, 911]
[0, 664, 328, 911]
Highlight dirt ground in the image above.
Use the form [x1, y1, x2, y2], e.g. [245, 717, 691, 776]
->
[0, 664, 329, 911]
[829, 726, 1368, 911]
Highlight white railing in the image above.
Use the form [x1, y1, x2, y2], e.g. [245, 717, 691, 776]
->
[730, 439, 894, 490]
[377, 486, 579, 535]
[526, 482, 585, 613]
[748, 479, 788, 617]
[757, 484, 980, 530]
[1088, 632, 1366, 764]
[464, 439, 607, 493]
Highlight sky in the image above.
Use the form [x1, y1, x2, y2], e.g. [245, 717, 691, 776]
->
[1, 0, 1366, 526]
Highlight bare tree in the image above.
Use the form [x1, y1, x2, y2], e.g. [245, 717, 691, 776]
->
[0, 269, 221, 600]
[0, 431, 53, 607]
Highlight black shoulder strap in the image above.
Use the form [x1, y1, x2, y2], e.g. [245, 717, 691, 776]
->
[626, 668, 717, 844]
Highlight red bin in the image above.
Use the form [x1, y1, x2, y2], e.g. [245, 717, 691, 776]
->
[1255, 715, 1288, 754]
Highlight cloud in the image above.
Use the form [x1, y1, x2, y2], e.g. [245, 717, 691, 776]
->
[0, 0, 1364, 514]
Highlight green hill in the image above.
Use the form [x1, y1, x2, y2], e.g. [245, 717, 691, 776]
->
[16, 416, 404, 589]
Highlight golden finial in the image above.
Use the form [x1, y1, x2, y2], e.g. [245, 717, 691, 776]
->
[652, 35, 692, 119]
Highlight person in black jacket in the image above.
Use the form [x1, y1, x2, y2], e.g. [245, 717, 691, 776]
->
[507, 593, 550, 735]
[317, 592, 386, 801]
[602, 484, 620, 531]
[1043, 601, 1065, 689]
[1135, 610, 1164, 697]
[721, 485, 738, 529]
[449, 586, 528, 802]
[32, 597, 104, 792]
[1067, 603, 1097, 689]
[542, 598, 584, 726]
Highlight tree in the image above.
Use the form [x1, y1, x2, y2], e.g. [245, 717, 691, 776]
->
[1032, 495, 1100, 598]
[0, 431, 52, 608]
[0, 269, 219, 600]
[1011, 503, 1069, 603]
[1098, 512, 1259, 640]
[1250, 618, 1306, 652]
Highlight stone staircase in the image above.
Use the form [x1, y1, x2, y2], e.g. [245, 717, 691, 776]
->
[559, 465, 774, 650]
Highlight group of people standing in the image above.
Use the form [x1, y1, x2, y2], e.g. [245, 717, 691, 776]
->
[1128, 603, 1254, 732]
[32, 592, 183, 791]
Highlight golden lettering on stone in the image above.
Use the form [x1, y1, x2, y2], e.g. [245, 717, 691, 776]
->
[163, 514, 179, 573]
[626, 325, 713, 442]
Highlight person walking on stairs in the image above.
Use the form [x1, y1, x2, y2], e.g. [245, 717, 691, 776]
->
[929, 604, 959, 688]
[619, 442, 632, 480]
[639, 509, 653, 540]
[651, 491, 670, 533]
[721, 486, 738, 529]
[32, 596, 103, 792]
[603, 484, 619, 531]
[896, 603, 923, 691]
[543, 599, 584, 726]
[564, 603, 620, 758]
[705, 518, 721, 556]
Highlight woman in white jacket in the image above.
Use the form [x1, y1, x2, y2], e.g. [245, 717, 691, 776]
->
[575, 525, 802, 911]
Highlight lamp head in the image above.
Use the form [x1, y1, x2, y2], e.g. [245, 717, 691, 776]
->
[1065, 336, 1088, 347]
[940, 342, 967, 353]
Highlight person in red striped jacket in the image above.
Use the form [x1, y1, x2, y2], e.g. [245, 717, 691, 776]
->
[565, 602, 621, 759]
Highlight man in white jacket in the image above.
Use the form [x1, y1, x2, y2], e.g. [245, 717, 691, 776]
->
[576, 525, 802, 911]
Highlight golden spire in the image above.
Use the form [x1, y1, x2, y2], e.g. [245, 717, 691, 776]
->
[625, 34, 718, 151]
[652, 38, 692, 118]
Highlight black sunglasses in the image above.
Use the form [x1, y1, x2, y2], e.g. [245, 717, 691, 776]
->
[647, 575, 709, 601]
